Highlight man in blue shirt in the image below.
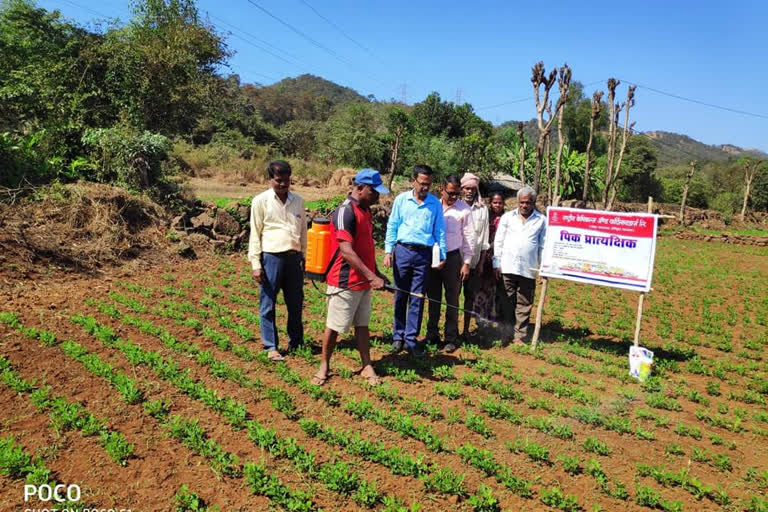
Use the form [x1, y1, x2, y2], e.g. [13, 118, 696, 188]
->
[383, 165, 447, 357]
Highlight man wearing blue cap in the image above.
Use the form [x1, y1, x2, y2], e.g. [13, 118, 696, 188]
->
[311, 169, 390, 386]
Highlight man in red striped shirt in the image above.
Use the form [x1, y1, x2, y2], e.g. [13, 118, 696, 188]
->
[311, 169, 390, 386]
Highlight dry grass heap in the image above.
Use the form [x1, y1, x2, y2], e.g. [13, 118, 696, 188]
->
[0, 183, 168, 271]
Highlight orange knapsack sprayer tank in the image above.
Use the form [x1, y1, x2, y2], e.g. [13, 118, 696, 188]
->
[305, 218, 335, 281]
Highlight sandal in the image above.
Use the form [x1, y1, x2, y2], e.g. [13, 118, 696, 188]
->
[310, 373, 328, 386]
[359, 369, 381, 387]
[268, 351, 285, 362]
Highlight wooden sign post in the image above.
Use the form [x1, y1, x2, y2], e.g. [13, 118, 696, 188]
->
[632, 196, 654, 347]
[530, 277, 548, 350]
[530, 198, 659, 352]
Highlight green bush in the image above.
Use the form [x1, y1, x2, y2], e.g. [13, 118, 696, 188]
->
[82, 125, 171, 190]
[0, 131, 56, 187]
[279, 120, 319, 159]
[659, 176, 711, 208]
[710, 191, 741, 216]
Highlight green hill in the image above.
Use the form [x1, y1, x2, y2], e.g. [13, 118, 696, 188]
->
[247, 74, 368, 126]
[269, 74, 368, 104]
[643, 131, 767, 167]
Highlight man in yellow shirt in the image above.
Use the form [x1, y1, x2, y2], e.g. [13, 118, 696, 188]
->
[248, 160, 307, 361]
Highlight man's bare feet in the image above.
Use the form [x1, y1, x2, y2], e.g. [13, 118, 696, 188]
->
[359, 365, 380, 386]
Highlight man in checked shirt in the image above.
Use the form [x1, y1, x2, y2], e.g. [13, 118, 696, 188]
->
[425, 174, 475, 353]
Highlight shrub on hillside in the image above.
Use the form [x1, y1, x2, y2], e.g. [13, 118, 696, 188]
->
[710, 191, 741, 216]
[0, 131, 50, 188]
[82, 126, 171, 191]
[659, 176, 712, 208]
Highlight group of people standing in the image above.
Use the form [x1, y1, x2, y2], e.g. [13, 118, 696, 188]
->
[248, 160, 546, 386]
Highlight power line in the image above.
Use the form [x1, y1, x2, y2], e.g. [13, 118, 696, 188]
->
[46, 0, 291, 78]
[245, 0, 338, 57]
[243, 0, 388, 89]
[210, 13, 303, 64]
[45, 0, 115, 20]
[476, 96, 530, 111]
[617, 78, 768, 121]
[210, 15, 313, 73]
[296, 0, 387, 66]
[476, 79, 607, 111]
[219, 61, 278, 82]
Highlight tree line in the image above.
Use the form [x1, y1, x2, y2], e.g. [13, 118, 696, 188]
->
[1, 0, 765, 217]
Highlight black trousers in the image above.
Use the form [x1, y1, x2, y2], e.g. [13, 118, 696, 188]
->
[426, 250, 462, 344]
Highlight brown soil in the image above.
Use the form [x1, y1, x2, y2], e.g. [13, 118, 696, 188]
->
[1, 181, 768, 512]
[0, 236, 766, 511]
[188, 169, 356, 203]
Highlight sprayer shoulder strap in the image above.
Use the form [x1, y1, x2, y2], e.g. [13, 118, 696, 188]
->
[323, 247, 340, 278]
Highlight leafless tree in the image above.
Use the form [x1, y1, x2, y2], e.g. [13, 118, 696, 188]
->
[679, 161, 696, 223]
[740, 158, 764, 222]
[531, 62, 561, 194]
[581, 91, 603, 206]
[603, 79, 636, 210]
[552, 65, 572, 206]
[517, 122, 526, 185]
[544, 126, 552, 203]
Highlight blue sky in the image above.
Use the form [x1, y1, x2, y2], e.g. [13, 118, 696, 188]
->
[41, 0, 768, 152]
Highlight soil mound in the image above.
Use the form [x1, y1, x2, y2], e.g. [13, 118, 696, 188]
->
[327, 168, 357, 188]
[0, 183, 168, 272]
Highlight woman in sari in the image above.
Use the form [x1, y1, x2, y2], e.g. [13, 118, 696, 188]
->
[472, 192, 505, 322]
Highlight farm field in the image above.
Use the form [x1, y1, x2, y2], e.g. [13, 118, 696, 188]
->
[0, 236, 767, 512]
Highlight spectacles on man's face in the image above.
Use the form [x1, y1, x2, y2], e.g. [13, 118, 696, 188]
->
[415, 180, 431, 188]
[445, 190, 460, 197]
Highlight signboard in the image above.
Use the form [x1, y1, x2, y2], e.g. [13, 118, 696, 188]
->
[539, 207, 658, 292]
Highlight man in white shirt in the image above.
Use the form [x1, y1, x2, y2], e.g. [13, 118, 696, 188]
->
[248, 160, 307, 361]
[493, 186, 546, 345]
[459, 172, 489, 341]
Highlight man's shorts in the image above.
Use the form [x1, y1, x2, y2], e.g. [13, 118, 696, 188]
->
[326, 285, 372, 333]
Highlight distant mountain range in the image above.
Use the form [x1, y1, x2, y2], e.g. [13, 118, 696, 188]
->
[642, 131, 767, 167]
[501, 120, 766, 168]
[253, 75, 765, 167]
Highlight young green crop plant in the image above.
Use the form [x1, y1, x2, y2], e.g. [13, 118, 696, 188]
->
[465, 412, 494, 438]
[507, 438, 551, 464]
[557, 454, 583, 475]
[467, 484, 501, 512]
[582, 437, 612, 456]
[421, 467, 468, 497]
[432, 365, 456, 380]
[435, 382, 462, 400]
[664, 444, 684, 456]
[174, 485, 220, 512]
[539, 486, 581, 511]
[457, 443, 500, 477]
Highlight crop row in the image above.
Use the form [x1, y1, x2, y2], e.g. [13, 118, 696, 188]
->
[106, 275, 766, 510]
[0, 345, 134, 466]
[1, 312, 323, 511]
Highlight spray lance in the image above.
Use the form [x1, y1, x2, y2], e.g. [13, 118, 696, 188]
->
[382, 283, 499, 328]
[305, 217, 498, 328]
